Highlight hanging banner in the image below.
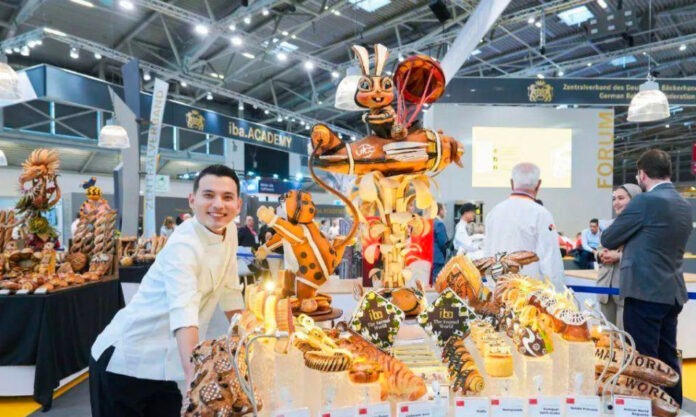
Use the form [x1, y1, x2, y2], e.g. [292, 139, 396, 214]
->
[441, 77, 696, 106]
[143, 78, 169, 238]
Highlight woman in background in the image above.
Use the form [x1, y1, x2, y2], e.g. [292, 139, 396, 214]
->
[596, 183, 642, 329]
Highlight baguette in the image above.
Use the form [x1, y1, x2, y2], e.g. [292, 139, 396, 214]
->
[595, 346, 678, 387]
[597, 372, 679, 417]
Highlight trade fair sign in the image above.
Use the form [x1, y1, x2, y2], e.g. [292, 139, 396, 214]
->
[441, 77, 696, 106]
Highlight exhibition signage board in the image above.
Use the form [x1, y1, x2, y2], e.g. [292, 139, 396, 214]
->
[441, 77, 696, 106]
[350, 291, 404, 349]
[417, 289, 477, 346]
[454, 397, 490, 417]
[143, 78, 169, 238]
[26, 65, 310, 155]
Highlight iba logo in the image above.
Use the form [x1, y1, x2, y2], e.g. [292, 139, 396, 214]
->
[186, 110, 205, 131]
[528, 80, 554, 102]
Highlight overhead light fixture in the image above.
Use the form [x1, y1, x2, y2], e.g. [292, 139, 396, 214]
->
[586, 62, 592, 67]
[665, 124, 670, 128]
[557, 69, 565, 76]
[238, 102, 244, 110]
[276, 115, 283, 122]
[180, 81, 187, 87]
[229, 24, 236, 31]
[69, 47, 80, 59]
[98, 121, 131, 149]
[0, 62, 21, 100]
[118, 0, 134, 11]
[3, 47, 12, 55]
[20, 46, 29, 56]
[628, 0, 669, 123]
[331, 70, 340, 78]
[597, 0, 608, 9]
[558, 6, 594, 26]
[0, 150, 7, 166]
[70, 0, 94, 7]
[44, 27, 67, 37]
[94, 52, 102, 59]
[527, 16, 535, 24]
[272, 174, 279, 179]
[143, 71, 151, 81]
[242, 52, 255, 59]
[304, 61, 315, 70]
[348, 0, 390, 12]
[276, 51, 287, 61]
[610, 55, 637, 67]
[334, 75, 363, 111]
[194, 24, 209, 35]
[332, 9, 341, 16]
[295, 172, 303, 180]
[398, 54, 405, 62]
[27, 40, 38, 48]
[12, 47, 19, 53]
[291, 34, 297, 39]
[262, 8, 269, 16]
[281, 30, 289, 36]
[627, 79, 670, 122]
[243, 16, 251, 25]
[471, 49, 482, 56]
[534, 21, 542, 28]
[231, 36, 243, 46]
[206, 91, 213, 100]
[679, 44, 687, 51]
[536, 73, 545, 79]
[264, 109, 269, 115]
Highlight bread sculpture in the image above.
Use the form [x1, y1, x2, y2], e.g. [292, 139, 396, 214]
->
[182, 336, 258, 417]
[255, 190, 356, 314]
[78, 177, 111, 218]
[594, 334, 680, 417]
[473, 250, 540, 280]
[442, 336, 485, 394]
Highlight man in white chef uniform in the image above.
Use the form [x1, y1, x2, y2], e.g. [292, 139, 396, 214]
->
[90, 164, 244, 417]
[484, 162, 564, 289]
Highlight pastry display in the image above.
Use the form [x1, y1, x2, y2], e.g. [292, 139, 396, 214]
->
[183, 336, 258, 417]
[255, 190, 357, 315]
[484, 344, 513, 378]
[596, 372, 679, 417]
[442, 337, 485, 395]
[473, 250, 540, 280]
[348, 358, 382, 384]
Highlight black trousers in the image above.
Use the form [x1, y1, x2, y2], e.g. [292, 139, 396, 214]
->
[623, 297, 683, 406]
[89, 346, 183, 417]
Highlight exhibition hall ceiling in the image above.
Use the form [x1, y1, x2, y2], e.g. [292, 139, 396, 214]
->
[0, 0, 695, 182]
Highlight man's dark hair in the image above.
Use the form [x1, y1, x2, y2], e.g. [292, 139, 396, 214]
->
[193, 164, 240, 194]
[460, 203, 476, 216]
[637, 149, 672, 180]
[590, 218, 599, 225]
[437, 203, 445, 213]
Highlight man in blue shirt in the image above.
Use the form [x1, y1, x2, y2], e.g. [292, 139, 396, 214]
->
[431, 203, 448, 285]
[576, 218, 601, 269]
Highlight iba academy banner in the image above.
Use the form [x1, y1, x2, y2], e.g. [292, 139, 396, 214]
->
[143, 78, 169, 238]
[441, 77, 696, 106]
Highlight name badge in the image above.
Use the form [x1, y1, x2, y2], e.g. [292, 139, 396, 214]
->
[613, 396, 652, 417]
[565, 396, 601, 417]
[357, 402, 390, 417]
[528, 397, 563, 417]
[490, 398, 524, 417]
[454, 397, 490, 417]
[397, 401, 433, 417]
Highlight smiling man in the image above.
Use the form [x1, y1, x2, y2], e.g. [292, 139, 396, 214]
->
[89, 165, 244, 417]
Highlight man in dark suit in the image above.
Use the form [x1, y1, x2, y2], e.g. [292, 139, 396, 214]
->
[431, 203, 449, 285]
[237, 215, 258, 248]
[601, 149, 692, 406]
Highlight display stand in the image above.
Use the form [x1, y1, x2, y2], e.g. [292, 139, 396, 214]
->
[464, 338, 519, 397]
[551, 334, 595, 396]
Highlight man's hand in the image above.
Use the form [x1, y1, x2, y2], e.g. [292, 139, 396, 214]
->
[599, 249, 621, 265]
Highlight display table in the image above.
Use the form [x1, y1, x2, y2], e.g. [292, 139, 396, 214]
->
[119, 264, 152, 283]
[0, 277, 124, 409]
[564, 270, 696, 358]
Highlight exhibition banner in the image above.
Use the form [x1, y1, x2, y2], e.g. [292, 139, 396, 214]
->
[143, 78, 169, 238]
[441, 77, 696, 106]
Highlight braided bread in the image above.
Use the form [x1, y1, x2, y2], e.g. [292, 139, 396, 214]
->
[303, 349, 353, 372]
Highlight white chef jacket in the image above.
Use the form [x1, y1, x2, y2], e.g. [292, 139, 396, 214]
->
[484, 196, 564, 289]
[453, 220, 479, 254]
[91, 217, 244, 382]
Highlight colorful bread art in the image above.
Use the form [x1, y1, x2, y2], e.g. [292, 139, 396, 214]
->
[441, 336, 485, 394]
[255, 189, 357, 315]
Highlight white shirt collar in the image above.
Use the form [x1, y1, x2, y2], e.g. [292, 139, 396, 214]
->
[647, 181, 670, 192]
[192, 216, 227, 244]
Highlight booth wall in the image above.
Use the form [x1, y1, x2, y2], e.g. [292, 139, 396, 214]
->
[426, 105, 614, 237]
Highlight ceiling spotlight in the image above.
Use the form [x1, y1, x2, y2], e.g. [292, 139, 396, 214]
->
[305, 125, 310, 130]
[3, 47, 12, 55]
[194, 24, 209, 35]
[284, 116, 288, 120]
[12, 47, 19, 53]
[94, 52, 102, 59]
[238, 102, 244, 110]
[304, 60, 315, 70]
[264, 109, 270, 115]
[231, 36, 243, 46]
[119, 0, 134, 10]
[597, 0, 608, 8]
[587, 62, 592, 67]
[229, 24, 236, 31]
[210, 72, 219, 78]
[665, 124, 670, 128]
[243, 16, 251, 25]
[291, 34, 297, 39]
[277, 115, 283, 122]
[282, 30, 289, 36]
[277, 51, 287, 61]
[206, 92, 213, 100]
[398, 54, 405, 62]
[527, 16, 535, 24]
[20, 46, 30, 56]
[180, 81, 187, 87]
[262, 8, 269, 16]
[679, 44, 687, 51]
[534, 21, 542, 28]
[272, 174, 279, 179]
[70, 0, 94, 7]
[557, 69, 565, 76]
[69, 47, 79, 59]
[242, 52, 255, 59]
[536, 73, 544, 79]
[331, 70, 340, 78]
[143, 72, 151, 81]
[351, 135, 356, 141]
[27, 40, 37, 48]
